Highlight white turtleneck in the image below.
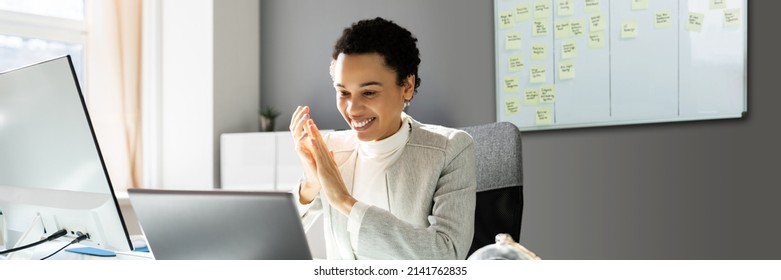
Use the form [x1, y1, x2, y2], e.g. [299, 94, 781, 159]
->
[348, 114, 411, 255]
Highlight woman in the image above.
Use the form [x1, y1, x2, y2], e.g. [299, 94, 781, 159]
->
[290, 17, 476, 260]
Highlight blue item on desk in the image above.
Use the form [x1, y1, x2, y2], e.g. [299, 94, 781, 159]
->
[65, 247, 117, 257]
[133, 245, 149, 253]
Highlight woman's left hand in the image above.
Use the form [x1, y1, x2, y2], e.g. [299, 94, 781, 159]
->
[304, 119, 356, 216]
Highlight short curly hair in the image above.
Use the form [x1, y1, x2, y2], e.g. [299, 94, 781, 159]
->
[332, 17, 422, 95]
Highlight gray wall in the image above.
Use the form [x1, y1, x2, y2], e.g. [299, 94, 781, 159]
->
[261, 1, 781, 259]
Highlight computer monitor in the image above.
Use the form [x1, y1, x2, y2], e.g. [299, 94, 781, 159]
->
[0, 56, 133, 257]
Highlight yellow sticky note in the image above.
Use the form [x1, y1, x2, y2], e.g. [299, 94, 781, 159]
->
[508, 54, 525, 72]
[554, 20, 572, 39]
[631, 0, 648, 11]
[621, 20, 639, 39]
[585, 0, 600, 14]
[540, 85, 556, 103]
[562, 42, 577, 59]
[504, 96, 522, 115]
[530, 65, 546, 84]
[710, 0, 726, 10]
[533, 20, 549, 37]
[503, 76, 521, 93]
[505, 32, 522, 50]
[687, 12, 704, 32]
[499, 11, 515, 29]
[524, 88, 540, 105]
[570, 18, 585, 37]
[534, 0, 550, 19]
[589, 13, 606, 32]
[588, 32, 605, 49]
[655, 10, 672, 29]
[559, 61, 575, 80]
[724, 9, 741, 28]
[515, 4, 531, 21]
[531, 43, 547, 60]
[558, 0, 574, 17]
[536, 107, 554, 125]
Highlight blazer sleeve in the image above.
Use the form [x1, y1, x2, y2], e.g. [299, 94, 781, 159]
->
[348, 131, 477, 259]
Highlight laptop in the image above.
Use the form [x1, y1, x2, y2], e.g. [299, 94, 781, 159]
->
[127, 189, 312, 260]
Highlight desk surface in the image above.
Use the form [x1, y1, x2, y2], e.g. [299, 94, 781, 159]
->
[1, 240, 154, 260]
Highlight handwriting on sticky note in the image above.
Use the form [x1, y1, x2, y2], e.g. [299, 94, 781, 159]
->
[710, 0, 726, 10]
[540, 85, 556, 103]
[524, 88, 540, 105]
[516, 4, 531, 21]
[570, 19, 584, 36]
[534, 0, 550, 19]
[499, 11, 515, 29]
[588, 32, 605, 49]
[505, 32, 522, 50]
[562, 42, 577, 59]
[687, 12, 704, 32]
[655, 10, 672, 29]
[533, 20, 549, 36]
[530, 65, 546, 84]
[558, 61, 575, 80]
[536, 107, 553, 125]
[505, 96, 522, 115]
[585, 0, 600, 14]
[590, 13, 605, 32]
[724, 9, 740, 28]
[558, 0, 573, 17]
[631, 0, 648, 10]
[554, 21, 571, 39]
[503, 76, 521, 93]
[508, 54, 524, 72]
[532, 44, 547, 60]
[621, 20, 638, 39]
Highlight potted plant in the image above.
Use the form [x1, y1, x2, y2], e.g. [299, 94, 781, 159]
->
[259, 106, 280, 132]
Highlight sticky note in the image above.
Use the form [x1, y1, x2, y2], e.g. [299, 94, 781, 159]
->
[570, 18, 585, 36]
[531, 43, 547, 60]
[524, 88, 540, 105]
[503, 76, 521, 93]
[530, 65, 547, 84]
[589, 13, 606, 32]
[621, 20, 639, 39]
[554, 21, 572, 39]
[710, 0, 726, 10]
[724, 9, 741, 28]
[562, 42, 577, 59]
[534, 0, 551, 19]
[631, 0, 648, 11]
[505, 96, 522, 115]
[508, 54, 524, 72]
[655, 10, 672, 29]
[558, 0, 574, 17]
[515, 4, 531, 21]
[687, 12, 704, 32]
[533, 20, 549, 36]
[540, 85, 556, 103]
[499, 11, 515, 29]
[558, 61, 575, 80]
[536, 107, 554, 125]
[585, 0, 600, 14]
[588, 32, 605, 49]
[505, 32, 522, 50]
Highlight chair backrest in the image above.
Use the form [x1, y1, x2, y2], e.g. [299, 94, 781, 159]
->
[460, 122, 523, 258]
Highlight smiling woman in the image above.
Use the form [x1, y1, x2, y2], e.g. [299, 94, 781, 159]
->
[290, 17, 477, 260]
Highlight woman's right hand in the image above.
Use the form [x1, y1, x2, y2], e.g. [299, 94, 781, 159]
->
[290, 106, 321, 204]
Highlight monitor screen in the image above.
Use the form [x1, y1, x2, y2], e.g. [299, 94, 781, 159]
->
[0, 56, 132, 257]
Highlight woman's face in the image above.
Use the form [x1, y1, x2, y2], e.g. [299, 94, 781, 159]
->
[332, 52, 414, 141]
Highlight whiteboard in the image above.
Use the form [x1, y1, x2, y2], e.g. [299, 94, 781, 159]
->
[495, 0, 747, 131]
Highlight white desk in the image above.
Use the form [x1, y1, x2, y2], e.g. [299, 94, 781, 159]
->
[1, 242, 153, 260]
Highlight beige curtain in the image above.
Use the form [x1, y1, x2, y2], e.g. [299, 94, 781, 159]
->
[86, 0, 142, 191]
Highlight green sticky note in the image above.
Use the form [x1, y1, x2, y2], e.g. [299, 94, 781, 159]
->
[687, 12, 704, 32]
[530, 65, 547, 84]
[570, 18, 585, 37]
[524, 88, 540, 106]
[499, 11, 515, 29]
[710, 0, 726, 10]
[724, 9, 741, 28]
[588, 32, 605, 49]
[655, 10, 672, 29]
[540, 85, 556, 103]
[534, 0, 550, 19]
[589, 13, 606, 32]
[584, 0, 600, 14]
[515, 3, 531, 21]
[533, 19, 549, 36]
[508, 54, 525, 73]
[505, 32, 522, 50]
[631, 0, 648, 11]
[621, 20, 639, 39]
[531, 43, 547, 60]
[505, 96, 522, 115]
[561, 42, 577, 59]
[536, 107, 554, 125]
[503, 76, 521, 93]
[558, 0, 574, 17]
[558, 61, 575, 80]
[554, 20, 572, 39]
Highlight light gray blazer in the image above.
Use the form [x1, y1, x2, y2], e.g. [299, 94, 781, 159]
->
[296, 116, 477, 260]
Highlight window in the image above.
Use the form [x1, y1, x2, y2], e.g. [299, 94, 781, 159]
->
[0, 0, 86, 86]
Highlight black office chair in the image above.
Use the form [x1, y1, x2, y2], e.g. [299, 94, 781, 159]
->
[460, 122, 524, 258]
